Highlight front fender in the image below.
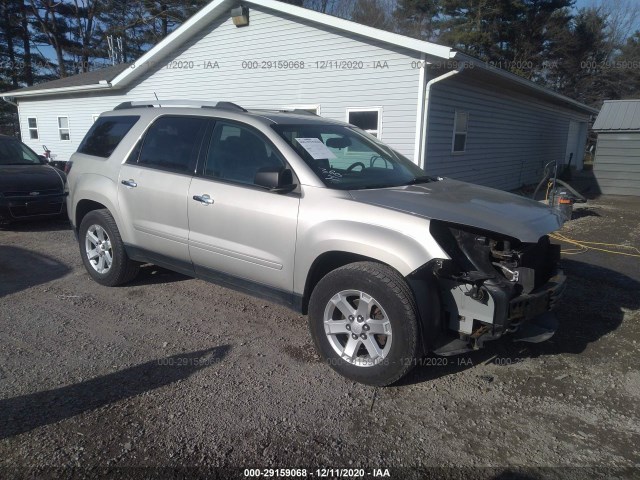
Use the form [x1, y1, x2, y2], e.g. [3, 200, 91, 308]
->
[293, 219, 447, 295]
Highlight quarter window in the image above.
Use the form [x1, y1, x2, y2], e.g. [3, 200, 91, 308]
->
[205, 122, 285, 185]
[27, 117, 39, 139]
[58, 116, 70, 141]
[77, 115, 140, 158]
[135, 116, 207, 174]
[347, 108, 382, 138]
[452, 111, 468, 153]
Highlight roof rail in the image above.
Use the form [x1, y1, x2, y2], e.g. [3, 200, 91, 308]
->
[290, 109, 319, 116]
[202, 101, 247, 112]
[251, 108, 319, 116]
[113, 100, 247, 112]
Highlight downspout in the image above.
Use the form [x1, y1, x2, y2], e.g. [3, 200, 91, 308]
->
[413, 54, 427, 163]
[418, 66, 464, 169]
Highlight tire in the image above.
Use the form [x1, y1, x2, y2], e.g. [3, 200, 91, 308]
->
[308, 261, 420, 386]
[78, 209, 139, 286]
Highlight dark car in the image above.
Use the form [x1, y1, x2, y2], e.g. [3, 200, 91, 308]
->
[0, 135, 67, 225]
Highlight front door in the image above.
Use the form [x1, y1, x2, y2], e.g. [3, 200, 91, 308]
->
[188, 121, 299, 294]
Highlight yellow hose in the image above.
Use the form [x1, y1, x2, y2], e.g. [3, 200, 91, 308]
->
[550, 232, 640, 257]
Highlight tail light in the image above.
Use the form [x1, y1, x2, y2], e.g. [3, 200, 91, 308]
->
[64, 161, 73, 174]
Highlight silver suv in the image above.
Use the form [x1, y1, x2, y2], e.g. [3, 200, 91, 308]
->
[67, 101, 566, 386]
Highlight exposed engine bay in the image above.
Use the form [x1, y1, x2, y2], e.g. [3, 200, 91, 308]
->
[428, 221, 565, 352]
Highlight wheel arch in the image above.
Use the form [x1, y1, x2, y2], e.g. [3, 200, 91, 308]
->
[301, 252, 443, 355]
[71, 175, 127, 240]
[75, 199, 108, 231]
[301, 251, 381, 314]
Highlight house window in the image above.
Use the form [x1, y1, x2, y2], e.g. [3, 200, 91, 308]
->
[58, 116, 70, 141]
[347, 108, 382, 138]
[27, 117, 38, 139]
[452, 111, 468, 153]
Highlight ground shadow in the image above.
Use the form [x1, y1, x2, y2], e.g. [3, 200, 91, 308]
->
[0, 345, 230, 439]
[126, 264, 191, 287]
[565, 169, 602, 200]
[0, 216, 72, 233]
[570, 207, 601, 220]
[398, 258, 637, 386]
[0, 246, 71, 298]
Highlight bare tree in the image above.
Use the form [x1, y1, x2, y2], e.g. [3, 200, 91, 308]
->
[28, 0, 68, 76]
[585, 0, 640, 53]
[352, 0, 395, 30]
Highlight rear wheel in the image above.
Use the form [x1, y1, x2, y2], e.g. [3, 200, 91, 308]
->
[79, 209, 139, 286]
[308, 261, 420, 386]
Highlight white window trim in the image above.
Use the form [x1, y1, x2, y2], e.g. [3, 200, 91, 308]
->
[281, 104, 321, 115]
[92, 114, 100, 123]
[58, 116, 71, 141]
[27, 117, 39, 140]
[452, 110, 468, 154]
[346, 107, 383, 139]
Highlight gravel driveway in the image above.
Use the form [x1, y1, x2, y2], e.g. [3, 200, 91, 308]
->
[1, 196, 639, 479]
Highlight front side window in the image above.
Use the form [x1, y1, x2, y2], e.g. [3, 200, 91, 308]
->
[78, 115, 140, 158]
[347, 108, 381, 137]
[272, 124, 429, 190]
[204, 122, 285, 185]
[28, 117, 39, 140]
[452, 111, 468, 153]
[0, 137, 42, 165]
[134, 116, 207, 174]
[58, 116, 70, 141]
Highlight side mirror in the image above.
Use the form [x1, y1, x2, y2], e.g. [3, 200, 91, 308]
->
[38, 155, 48, 164]
[254, 167, 297, 193]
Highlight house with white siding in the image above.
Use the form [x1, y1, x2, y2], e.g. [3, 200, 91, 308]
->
[2, 0, 598, 191]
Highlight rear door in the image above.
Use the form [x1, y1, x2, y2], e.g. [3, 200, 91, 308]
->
[187, 120, 300, 294]
[117, 115, 208, 268]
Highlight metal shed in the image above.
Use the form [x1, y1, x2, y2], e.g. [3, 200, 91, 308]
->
[593, 100, 640, 196]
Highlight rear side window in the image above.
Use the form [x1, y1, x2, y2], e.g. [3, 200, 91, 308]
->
[78, 116, 140, 158]
[134, 116, 207, 174]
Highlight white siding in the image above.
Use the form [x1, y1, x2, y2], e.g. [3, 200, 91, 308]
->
[424, 74, 591, 190]
[18, 6, 422, 161]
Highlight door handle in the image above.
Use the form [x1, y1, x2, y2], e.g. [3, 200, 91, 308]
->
[193, 194, 214, 205]
[121, 179, 137, 188]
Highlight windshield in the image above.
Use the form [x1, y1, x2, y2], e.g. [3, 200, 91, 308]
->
[0, 137, 43, 166]
[272, 124, 432, 190]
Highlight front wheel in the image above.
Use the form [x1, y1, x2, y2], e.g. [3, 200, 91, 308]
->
[308, 262, 420, 386]
[78, 209, 139, 286]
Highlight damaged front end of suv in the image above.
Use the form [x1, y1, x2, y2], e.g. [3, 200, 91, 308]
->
[428, 221, 566, 355]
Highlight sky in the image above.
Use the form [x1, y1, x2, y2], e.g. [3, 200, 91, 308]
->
[31, 0, 640, 71]
[573, 0, 640, 31]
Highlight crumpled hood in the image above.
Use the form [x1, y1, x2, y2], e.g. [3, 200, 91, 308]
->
[349, 178, 563, 242]
[0, 164, 65, 193]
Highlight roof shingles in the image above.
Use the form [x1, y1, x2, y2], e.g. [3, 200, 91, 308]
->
[3, 63, 131, 95]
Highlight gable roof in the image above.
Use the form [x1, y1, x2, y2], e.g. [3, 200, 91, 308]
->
[1, 0, 598, 115]
[7, 63, 131, 95]
[593, 100, 640, 132]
